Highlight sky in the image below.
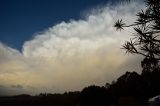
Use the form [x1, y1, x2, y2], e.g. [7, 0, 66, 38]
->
[0, 0, 144, 95]
[0, 0, 109, 50]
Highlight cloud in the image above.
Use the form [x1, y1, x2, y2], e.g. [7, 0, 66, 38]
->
[11, 85, 23, 89]
[0, 2, 144, 95]
[0, 85, 28, 96]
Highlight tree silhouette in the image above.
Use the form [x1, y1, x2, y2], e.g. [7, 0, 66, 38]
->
[80, 85, 114, 106]
[114, 0, 160, 73]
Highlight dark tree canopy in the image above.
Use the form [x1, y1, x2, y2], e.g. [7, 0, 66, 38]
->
[114, 0, 160, 73]
[80, 85, 114, 106]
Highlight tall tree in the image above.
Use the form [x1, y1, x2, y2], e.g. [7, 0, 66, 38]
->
[114, 0, 160, 73]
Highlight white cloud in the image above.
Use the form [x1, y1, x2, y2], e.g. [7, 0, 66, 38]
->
[0, 2, 144, 95]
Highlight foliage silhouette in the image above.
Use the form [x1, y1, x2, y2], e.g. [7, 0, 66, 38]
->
[114, 0, 160, 73]
[80, 85, 114, 106]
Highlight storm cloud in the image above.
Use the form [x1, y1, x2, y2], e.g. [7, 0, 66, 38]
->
[0, 2, 143, 95]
